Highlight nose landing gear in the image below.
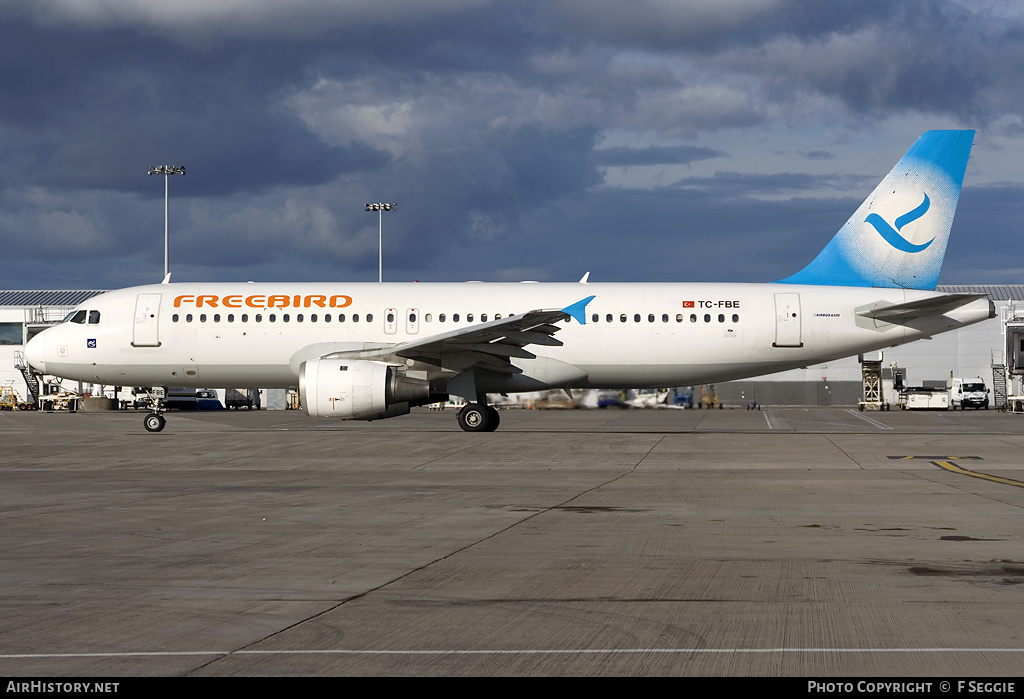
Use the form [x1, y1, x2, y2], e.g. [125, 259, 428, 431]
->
[144, 412, 166, 432]
[142, 388, 167, 432]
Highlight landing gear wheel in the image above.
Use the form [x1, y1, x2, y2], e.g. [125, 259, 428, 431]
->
[485, 406, 500, 432]
[144, 413, 166, 433]
[458, 403, 493, 432]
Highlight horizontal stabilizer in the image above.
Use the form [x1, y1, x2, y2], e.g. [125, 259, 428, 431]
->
[855, 293, 987, 323]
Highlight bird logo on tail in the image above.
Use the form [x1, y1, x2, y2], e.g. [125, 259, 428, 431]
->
[865, 192, 933, 253]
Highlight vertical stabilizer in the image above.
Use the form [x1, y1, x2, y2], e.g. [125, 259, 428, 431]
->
[778, 130, 974, 289]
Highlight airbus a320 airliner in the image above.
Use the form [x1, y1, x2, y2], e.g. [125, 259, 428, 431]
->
[24, 130, 993, 432]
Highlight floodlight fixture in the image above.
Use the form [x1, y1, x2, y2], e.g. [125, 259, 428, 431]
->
[148, 165, 187, 279]
[365, 202, 397, 282]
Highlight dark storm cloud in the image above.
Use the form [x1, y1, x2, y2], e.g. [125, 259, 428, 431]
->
[670, 171, 876, 197]
[943, 183, 1024, 282]
[708, 1, 1024, 126]
[1, 1, 1023, 290]
[0, 18, 391, 196]
[442, 184, 866, 284]
[543, 0, 898, 53]
[800, 150, 834, 161]
[594, 145, 725, 167]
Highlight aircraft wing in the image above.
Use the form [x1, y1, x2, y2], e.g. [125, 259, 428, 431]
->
[327, 295, 595, 375]
[855, 293, 987, 324]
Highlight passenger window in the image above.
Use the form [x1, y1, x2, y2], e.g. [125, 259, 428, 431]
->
[409, 313, 417, 323]
[242, 314, 248, 322]
[480, 314, 487, 322]
[662, 314, 668, 323]
[228, 314, 234, 322]
[88, 310, 100, 324]
[325, 314, 332, 322]
[352, 314, 359, 322]
[467, 314, 474, 323]
[269, 314, 276, 322]
[172, 314, 179, 323]
[186, 314, 193, 322]
[494, 314, 501, 319]
[704, 314, 711, 323]
[718, 314, 725, 323]
[634, 314, 641, 323]
[297, 314, 303, 322]
[676, 314, 683, 322]
[283, 314, 290, 322]
[690, 314, 697, 323]
[439, 314, 446, 323]
[732, 314, 739, 323]
[425, 313, 432, 322]
[310, 314, 317, 322]
[592, 314, 599, 323]
[620, 314, 627, 323]
[200, 314, 207, 323]
[387, 312, 395, 323]
[255, 314, 262, 322]
[607, 314, 613, 323]
[366, 314, 373, 322]
[648, 314, 654, 323]
[453, 314, 460, 322]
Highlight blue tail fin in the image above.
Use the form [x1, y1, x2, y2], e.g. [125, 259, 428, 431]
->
[778, 130, 974, 289]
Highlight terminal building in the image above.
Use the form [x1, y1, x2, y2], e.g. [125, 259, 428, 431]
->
[2, 286, 1022, 410]
[1, 290, 105, 407]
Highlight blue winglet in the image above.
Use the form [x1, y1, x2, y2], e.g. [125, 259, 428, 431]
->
[561, 295, 596, 324]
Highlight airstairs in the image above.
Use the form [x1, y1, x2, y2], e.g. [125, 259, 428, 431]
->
[13, 350, 40, 403]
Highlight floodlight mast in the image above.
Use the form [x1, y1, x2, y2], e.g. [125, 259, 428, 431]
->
[148, 165, 186, 280]
[364, 202, 396, 283]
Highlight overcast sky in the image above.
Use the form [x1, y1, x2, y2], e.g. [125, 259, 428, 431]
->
[3, 0, 1023, 290]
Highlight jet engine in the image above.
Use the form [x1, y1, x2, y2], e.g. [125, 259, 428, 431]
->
[299, 358, 434, 420]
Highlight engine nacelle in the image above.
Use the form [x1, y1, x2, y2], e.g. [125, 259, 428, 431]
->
[299, 358, 432, 420]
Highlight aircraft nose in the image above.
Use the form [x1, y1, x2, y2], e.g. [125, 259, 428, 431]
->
[24, 331, 45, 373]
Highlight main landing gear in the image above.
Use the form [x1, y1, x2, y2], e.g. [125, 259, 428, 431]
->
[457, 402, 500, 432]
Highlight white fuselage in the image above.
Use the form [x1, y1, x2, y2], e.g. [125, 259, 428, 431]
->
[25, 281, 993, 393]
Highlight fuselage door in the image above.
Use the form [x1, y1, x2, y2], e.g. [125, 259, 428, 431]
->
[132, 293, 162, 347]
[773, 293, 802, 348]
[406, 308, 420, 335]
[384, 308, 398, 335]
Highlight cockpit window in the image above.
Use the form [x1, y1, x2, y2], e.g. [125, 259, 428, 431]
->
[88, 310, 100, 325]
[66, 310, 87, 324]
